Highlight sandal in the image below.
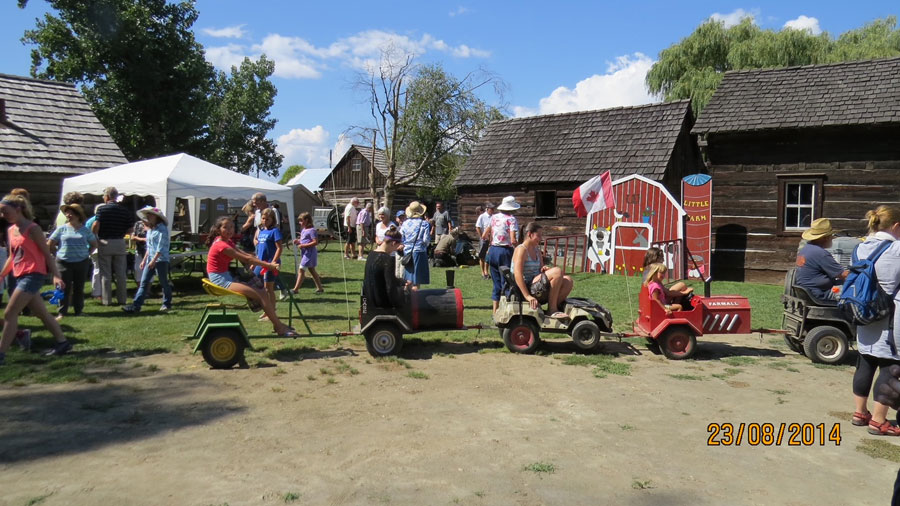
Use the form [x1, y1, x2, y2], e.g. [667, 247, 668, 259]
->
[549, 312, 568, 319]
[868, 419, 900, 436]
[315, 288, 325, 294]
[852, 411, 873, 426]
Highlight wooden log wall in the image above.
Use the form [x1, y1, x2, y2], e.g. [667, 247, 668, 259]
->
[0, 172, 71, 229]
[707, 126, 900, 283]
[458, 183, 584, 238]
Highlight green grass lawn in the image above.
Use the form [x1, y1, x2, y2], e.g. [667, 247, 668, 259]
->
[1, 247, 784, 384]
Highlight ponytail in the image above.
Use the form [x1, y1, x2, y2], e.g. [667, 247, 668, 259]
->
[866, 205, 900, 234]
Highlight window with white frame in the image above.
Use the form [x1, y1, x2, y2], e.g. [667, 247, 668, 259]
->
[783, 181, 815, 230]
[351, 158, 362, 171]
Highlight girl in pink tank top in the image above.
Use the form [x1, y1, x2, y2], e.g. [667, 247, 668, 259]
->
[0, 194, 71, 364]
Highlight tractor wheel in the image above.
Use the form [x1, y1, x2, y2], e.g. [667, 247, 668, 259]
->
[659, 327, 697, 360]
[783, 334, 804, 355]
[365, 323, 404, 357]
[803, 326, 848, 365]
[317, 236, 329, 253]
[503, 319, 541, 354]
[201, 329, 245, 369]
[571, 320, 601, 351]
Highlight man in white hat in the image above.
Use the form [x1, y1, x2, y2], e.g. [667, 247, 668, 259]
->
[475, 202, 494, 279]
[795, 218, 849, 301]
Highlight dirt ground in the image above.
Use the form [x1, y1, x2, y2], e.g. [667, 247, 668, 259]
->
[1, 333, 898, 506]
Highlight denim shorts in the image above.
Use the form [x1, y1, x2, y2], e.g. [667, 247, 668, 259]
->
[208, 271, 234, 289]
[15, 273, 47, 294]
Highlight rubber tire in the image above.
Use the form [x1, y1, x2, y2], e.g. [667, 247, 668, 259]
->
[365, 323, 404, 357]
[503, 319, 541, 354]
[659, 327, 697, 360]
[803, 325, 848, 365]
[317, 236, 329, 252]
[201, 329, 245, 369]
[783, 334, 804, 354]
[571, 320, 601, 351]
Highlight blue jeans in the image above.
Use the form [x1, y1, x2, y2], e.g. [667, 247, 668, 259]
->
[132, 261, 172, 309]
[487, 245, 514, 301]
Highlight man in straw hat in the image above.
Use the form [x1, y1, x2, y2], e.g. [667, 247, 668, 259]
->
[795, 217, 849, 301]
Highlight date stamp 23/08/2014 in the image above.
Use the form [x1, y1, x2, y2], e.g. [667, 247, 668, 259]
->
[707, 423, 841, 446]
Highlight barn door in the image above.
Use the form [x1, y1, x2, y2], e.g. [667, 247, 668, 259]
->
[609, 223, 653, 276]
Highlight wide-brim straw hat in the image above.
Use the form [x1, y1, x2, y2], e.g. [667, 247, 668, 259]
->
[405, 201, 427, 218]
[497, 196, 521, 211]
[802, 218, 837, 241]
[59, 203, 86, 222]
[137, 206, 168, 225]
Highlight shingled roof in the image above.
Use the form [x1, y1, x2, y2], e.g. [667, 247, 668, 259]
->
[0, 73, 127, 174]
[336, 144, 413, 180]
[692, 57, 900, 135]
[455, 100, 692, 187]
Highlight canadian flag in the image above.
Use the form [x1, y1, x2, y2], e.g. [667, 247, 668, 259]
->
[572, 171, 615, 218]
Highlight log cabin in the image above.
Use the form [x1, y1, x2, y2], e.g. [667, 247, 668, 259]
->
[320, 144, 454, 219]
[453, 100, 702, 238]
[692, 57, 900, 283]
[0, 73, 127, 227]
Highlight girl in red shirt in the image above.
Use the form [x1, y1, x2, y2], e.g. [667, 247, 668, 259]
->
[206, 217, 297, 337]
[0, 194, 71, 364]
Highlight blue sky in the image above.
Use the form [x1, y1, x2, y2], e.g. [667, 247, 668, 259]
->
[1, 1, 897, 180]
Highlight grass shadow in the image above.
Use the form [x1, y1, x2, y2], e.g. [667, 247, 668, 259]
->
[400, 338, 505, 359]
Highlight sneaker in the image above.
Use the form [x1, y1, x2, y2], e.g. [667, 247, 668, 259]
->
[122, 305, 140, 314]
[159, 305, 171, 312]
[44, 340, 73, 357]
[15, 329, 31, 351]
[279, 291, 290, 301]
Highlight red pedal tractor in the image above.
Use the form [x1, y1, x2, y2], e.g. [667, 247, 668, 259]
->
[633, 284, 751, 360]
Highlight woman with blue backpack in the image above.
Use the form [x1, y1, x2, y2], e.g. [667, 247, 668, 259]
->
[849, 205, 900, 436]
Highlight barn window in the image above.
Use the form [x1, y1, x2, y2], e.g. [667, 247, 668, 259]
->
[351, 158, 362, 171]
[777, 176, 823, 233]
[534, 191, 557, 218]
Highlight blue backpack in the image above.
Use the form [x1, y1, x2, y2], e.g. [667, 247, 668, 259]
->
[838, 240, 898, 326]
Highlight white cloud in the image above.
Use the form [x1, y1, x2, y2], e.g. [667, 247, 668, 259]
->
[783, 15, 822, 35]
[204, 44, 248, 70]
[449, 6, 469, 17]
[331, 133, 352, 165]
[709, 8, 757, 28]
[277, 125, 332, 168]
[515, 53, 656, 117]
[205, 29, 490, 79]
[202, 25, 247, 38]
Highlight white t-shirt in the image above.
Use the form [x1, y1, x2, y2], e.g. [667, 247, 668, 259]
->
[475, 211, 491, 233]
[344, 203, 358, 228]
[375, 221, 397, 243]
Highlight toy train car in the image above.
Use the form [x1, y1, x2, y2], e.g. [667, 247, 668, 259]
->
[360, 288, 465, 356]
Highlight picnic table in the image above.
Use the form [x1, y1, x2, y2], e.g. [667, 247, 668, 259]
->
[169, 249, 207, 278]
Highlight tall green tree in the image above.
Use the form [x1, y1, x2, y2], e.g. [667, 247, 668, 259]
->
[358, 50, 505, 207]
[278, 164, 306, 185]
[207, 56, 283, 177]
[24, 0, 213, 159]
[21, 0, 283, 175]
[647, 16, 900, 114]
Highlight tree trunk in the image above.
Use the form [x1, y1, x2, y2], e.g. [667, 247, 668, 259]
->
[385, 160, 396, 210]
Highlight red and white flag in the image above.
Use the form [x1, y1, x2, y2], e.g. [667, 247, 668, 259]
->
[572, 171, 615, 218]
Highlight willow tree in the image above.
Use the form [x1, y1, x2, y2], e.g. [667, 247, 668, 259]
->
[647, 16, 900, 114]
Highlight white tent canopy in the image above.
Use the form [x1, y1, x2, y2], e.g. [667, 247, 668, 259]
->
[60, 153, 296, 243]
